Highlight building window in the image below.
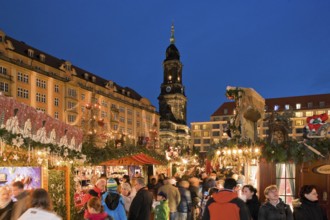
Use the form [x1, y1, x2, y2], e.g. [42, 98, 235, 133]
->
[36, 108, 45, 113]
[203, 139, 210, 144]
[316, 110, 325, 115]
[127, 118, 132, 125]
[17, 88, 29, 99]
[212, 131, 220, 136]
[54, 98, 59, 106]
[40, 54, 45, 62]
[120, 116, 125, 123]
[36, 93, 46, 103]
[28, 49, 34, 57]
[285, 105, 290, 110]
[319, 102, 325, 108]
[296, 128, 304, 134]
[224, 108, 228, 114]
[212, 124, 220, 129]
[0, 82, 9, 92]
[68, 114, 76, 123]
[101, 111, 107, 118]
[67, 101, 76, 110]
[194, 139, 201, 144]
[36, 79, 46, 89]
[119, 106, 125, 113]
[101, 100, 108, 107]
[193, 131, 201, 137]
[295, 112, 303, 117]
[54, 112, 59, 119]
[55, 85, 59, 93]
[305, 111, 313, 117]
[294, 120, 304, 126]
[276, 163, 295, 206]
[17, 72, 29, 83]
[0, 66, 7, 75]
[113, 124, 118, 131]
[296, 103, 301, 109]
[127, 109, 132, 115]
[307, 102, 313, 108]
[203, 131, 210, 136]
[68, 88, 77, 98]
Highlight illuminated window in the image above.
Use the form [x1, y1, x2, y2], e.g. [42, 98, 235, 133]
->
[296, 103, 301, 109]
[285, 105, 290, 110]
[305, 111, 313, 117]
[316, 110, 325, 115]
[294, 120, 304, 126]
[295, 112, 303, 117]
[203, 131, 209, 137]
[276, 163, 295, 206]
[194, 131, 201, 137]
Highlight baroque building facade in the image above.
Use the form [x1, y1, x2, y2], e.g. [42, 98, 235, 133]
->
[158, 25, 190, 155]
[0, 29, 159, 147]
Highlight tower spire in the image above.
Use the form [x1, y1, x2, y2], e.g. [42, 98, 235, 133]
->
[170, 23, 175, 44]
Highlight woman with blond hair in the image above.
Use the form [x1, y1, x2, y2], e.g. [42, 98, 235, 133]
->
[0, 185, 14, 220]
[258, 185, 293, 220]
[18, 188, 61, 220]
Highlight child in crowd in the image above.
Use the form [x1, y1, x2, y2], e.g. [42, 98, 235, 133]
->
[154, 191, 169, 220]
[84, 197, 111, 220]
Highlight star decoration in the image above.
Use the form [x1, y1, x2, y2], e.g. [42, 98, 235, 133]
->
[13, 154, 19, 160]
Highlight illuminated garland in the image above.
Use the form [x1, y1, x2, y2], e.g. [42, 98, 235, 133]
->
[210, 139, 330, 164]
[0, 128, 83, 161]
[82, 140, 167, 165]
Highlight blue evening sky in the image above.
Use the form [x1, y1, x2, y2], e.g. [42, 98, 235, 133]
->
[1, 1, 330, 124]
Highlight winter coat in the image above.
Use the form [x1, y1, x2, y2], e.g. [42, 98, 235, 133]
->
[246, 195, 260, 220]
[101, 191, 127, 220]
[17, 207, 62, 220]
[158, 183, 181, 212]
[155, 200, 170, 220]
[0, 200, 14, 220]
[293, 197, 327, 220]
[11, 190, 30, 220]
[258, 199, 293, 220]
[202, 189, 250, 220]
[177, 186, 192, 213]
[128, 187, 153, 220]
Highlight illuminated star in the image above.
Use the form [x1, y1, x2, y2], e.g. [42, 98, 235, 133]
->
[13, 154, 19, 160]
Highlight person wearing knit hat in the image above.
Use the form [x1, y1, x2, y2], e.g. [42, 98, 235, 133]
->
[101, 178, 127, 220]
[155, 191, 170, 220]
[107, 178, 118, 192]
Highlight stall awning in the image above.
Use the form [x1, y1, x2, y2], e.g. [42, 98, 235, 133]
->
[99, 153, 163, 166]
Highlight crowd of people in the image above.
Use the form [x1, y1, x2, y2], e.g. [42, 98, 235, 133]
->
[74, 171, 328, 220]
[0, 181, 61, 220]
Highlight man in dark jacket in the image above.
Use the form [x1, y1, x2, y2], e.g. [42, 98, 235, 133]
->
[202, 178, 250, 220]
[128, 177, 153, 220]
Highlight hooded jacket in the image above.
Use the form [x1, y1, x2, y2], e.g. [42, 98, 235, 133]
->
[246, 194, 260, 220]
[202, 189, 250, 220]
[293, 197, 327, 220]
[258, 199, 293, 220]
[101, 191, 126, 220]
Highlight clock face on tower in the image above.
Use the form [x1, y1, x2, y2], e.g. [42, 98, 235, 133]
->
[166, 86, 171, 93]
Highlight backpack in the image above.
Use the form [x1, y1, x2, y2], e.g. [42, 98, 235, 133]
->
[105, 192, 120, 210]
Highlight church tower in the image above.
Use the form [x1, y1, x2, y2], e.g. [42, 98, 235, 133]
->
[158, 24, 190, 158]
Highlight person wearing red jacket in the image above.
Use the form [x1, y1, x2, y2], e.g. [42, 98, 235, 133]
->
[202, 178, 250, 220]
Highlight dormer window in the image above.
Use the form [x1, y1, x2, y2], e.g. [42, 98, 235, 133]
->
[296, 103, 301, 109]
[320, 101, 325, 108]
[84, 73, 89, 80]
[307, 102, 313, 108]
[285, 105, 290, 110]
[65, 64, 71, 71]
[122, 89, 125, 95]
[224, 108, 228, 114]
[28, 49, 34, 57]
[91, 76, 96, 83]
[127, 91, 130, 96]
[39, 54, 45, 62]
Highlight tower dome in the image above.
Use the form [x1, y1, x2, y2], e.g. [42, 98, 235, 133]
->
[165, 24, 180, 61]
